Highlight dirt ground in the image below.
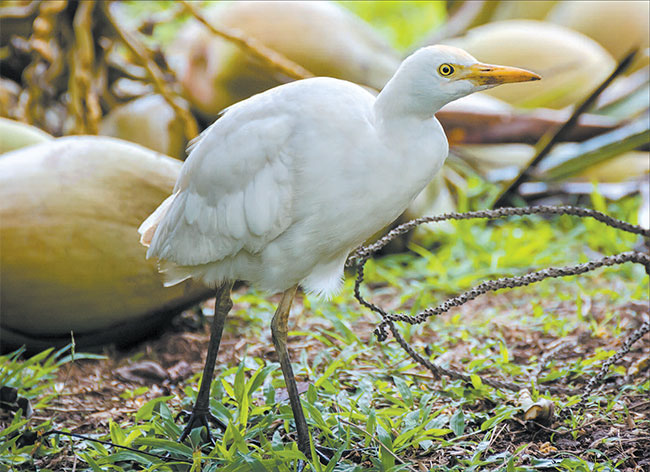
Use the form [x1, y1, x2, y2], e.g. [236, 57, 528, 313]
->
[19, 287, 650, 470]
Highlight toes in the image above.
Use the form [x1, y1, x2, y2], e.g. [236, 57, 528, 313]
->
[178, 411, 217, 445]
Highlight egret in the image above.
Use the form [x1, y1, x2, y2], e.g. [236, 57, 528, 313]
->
[139, 45, 540, 456]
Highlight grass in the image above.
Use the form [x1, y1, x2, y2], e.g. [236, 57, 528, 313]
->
[1, 192, 648, 472]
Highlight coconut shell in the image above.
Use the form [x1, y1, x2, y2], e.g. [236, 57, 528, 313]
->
[99, 95, 188, 160]
[547, 1, 649, 70]
[403, 171, 456, 245]
[0, 117, 52, 154]
[453, 143, 536, 177]
[518, 389, 555, 425]
[490, 1, 558, 22]
[444, 20, 615, 109]
[404, 171, 456, 222]
[453, 144, 649, 183]
[167, 0, 400, 117]
[573, 151, 650, 182]
[0, 136, 211, 351]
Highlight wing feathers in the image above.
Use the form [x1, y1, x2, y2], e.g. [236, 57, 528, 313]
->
[225, 191, 247, 240]
[143, 101, 295, 266]
[138, 191, 179, 247]
[184, 191, 202, 225]
[145, 156, 293, 265]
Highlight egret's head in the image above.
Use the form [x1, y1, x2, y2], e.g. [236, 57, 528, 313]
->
[381, 45, 540, 116]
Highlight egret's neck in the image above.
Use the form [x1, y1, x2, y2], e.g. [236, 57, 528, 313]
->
[374, 70, 449, 124]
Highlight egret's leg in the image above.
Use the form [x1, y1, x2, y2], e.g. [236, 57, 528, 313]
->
[179, 280, 234, 444]
[271, 285, 311, 455]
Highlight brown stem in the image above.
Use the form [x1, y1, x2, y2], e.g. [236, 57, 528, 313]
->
[180, 1, 314, 81]
[102, 1, 199, 140]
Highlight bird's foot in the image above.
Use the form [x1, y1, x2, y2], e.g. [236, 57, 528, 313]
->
[295, 438, 333, 469]
[177, 408, 224, 445]
[293, 445, 335, 471]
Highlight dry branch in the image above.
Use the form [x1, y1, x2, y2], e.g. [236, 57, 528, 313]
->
[351, 205, 649, 399]
[180, 1, 314, 81]
[493, 49, 639, 207]
[102, 1, 198, 140]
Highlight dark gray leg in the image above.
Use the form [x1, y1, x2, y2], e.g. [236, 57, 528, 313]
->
[179, 280, 234, 443]
[270, 285, 311, 456]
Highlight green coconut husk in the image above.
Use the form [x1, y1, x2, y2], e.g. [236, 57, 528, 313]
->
[490, 1, 558, 22]
[99, 94, 188, 160]
[0, 117, 53, 154]
[167, 1, 400, 117]
[547, 1, 649, 70]
[0, 136, 211, 351]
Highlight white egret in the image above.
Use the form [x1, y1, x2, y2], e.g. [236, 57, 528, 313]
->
[139, 45, 540, 455]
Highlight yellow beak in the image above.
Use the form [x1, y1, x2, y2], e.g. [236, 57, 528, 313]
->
[464, 63, 541, 85]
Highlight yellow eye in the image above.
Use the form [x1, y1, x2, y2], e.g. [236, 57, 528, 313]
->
[438, 63, 455, 77]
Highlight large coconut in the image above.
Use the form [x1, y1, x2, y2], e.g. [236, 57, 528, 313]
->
[167, 0, 400, 117]
[453, 143, 649, 183]
[0, 136, 211, 351]
[99, 95, 188, 160]
[490, 1, 558, 22]
[575, 152, 650, 182]
[444, 20, 615, 109]
[547, 1, 649, 69]
[0, 117, 52, 154]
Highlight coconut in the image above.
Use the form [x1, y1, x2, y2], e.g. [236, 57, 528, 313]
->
[444, 20, 615, 109]
[547, 1, 649, 69]
[99, 95, 188, 160]
[452, 143, 536, 177]
[562, 151, 650, 183]
[405, 172, 455, 221]
[167, 0, 400, 117]
[0, 136, 211, 351]
[451, 143, 649, 183]
[490, 1, 558, 22]
[0, 117, 53, 154]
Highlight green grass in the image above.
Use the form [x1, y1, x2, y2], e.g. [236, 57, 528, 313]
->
[2, 193, 648, 471]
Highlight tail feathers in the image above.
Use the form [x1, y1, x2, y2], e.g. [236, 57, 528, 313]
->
[301, 255, 346, 300]
[159, 260, 195, 287]
[138, 191, 179, 248]
[158, 259, 228, 288]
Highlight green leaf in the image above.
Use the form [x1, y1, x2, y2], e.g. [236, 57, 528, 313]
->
[314, 359, 344, 388]
[470, 374, 483, 390]
[81, 452, 104, 472]
[365, 409, 377, 448]
[135, 395, 174, 421]
[233, 362, 246, 404]
[247, 364, 277, 396]
[499, 342, 509, 364]
[237, 452, 267, 472]
[109, 421, 126, 446]
[134, 437, 193, 456]
[393, 376, 413, 408]
[450, 409, 465, 437]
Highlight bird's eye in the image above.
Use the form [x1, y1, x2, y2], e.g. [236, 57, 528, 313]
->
[438, 64, 455, 77]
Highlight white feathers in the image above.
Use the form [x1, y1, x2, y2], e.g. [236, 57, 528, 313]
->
[145, 100, 295, 267]
[142, 47, 504, 296]
[138, 191, 178, 247]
